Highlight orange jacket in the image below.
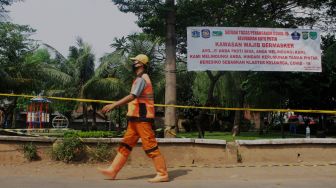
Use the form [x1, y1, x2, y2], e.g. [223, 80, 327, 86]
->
[127, 73, 155, 122]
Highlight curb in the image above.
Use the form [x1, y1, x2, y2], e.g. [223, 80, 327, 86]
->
[170, 162, 336, 168]
[2, 136, 336, 145]
[0, 136, 227, 145]
[236, 138, 336, 145]
[0, 135, 56, 142]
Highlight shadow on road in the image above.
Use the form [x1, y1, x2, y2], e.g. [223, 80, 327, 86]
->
[126, 169, 192, 181]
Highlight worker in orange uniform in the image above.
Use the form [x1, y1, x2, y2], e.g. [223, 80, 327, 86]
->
[99, 54, 169, 183]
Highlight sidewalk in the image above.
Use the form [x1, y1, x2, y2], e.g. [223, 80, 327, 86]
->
[0, 161, 335, 188]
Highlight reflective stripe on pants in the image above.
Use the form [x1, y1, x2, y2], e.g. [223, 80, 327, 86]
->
[118, 121, 161, 158]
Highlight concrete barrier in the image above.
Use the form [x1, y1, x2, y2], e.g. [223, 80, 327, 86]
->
[236, 138, 336, 164]
[1, 136, 336, 166]
[0, 136, 229, 166]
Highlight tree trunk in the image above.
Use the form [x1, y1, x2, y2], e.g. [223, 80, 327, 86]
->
[205, 71, 224, 135]
[205, 71, 224, 105]
[91, 103, 97, 131]
[0, 109, 4, 128]
[10, 97, 18, 129]
[281, 122, 285, 138]
[196, 113, 206, 138]
[207, 80, 216, 105]
[11, 109, 16, 129]
[232, 110, 240, 137]
[164, 0, 177, 138]
[83, 102, 88, 131]
[232, 90, 245, 136]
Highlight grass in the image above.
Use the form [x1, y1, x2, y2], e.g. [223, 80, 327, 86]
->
[177, 131, 306, 142]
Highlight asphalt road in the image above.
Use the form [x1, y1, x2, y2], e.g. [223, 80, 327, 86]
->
[1, 162, 335, 188]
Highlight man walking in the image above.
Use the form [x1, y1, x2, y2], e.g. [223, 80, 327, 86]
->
[99, 54, 169, 183]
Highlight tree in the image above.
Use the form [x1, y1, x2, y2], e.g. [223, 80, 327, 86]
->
[0, 23, 71, 94]
[110, 33, 165, 99]
[42, 38, 96, 129]
[240, 34, 336, 136]
[91, 33, 165, 130]
[82, 52, 126, 130]
[0, 0, 18, 21]
[112, 0, 178, 137]
[175, 0, 335, 135]
[0, 22, 36, 93]
[110, 33, 165, 90]
[164, 0, 177, 137]
[66, 38, 95, 129]
[0, 22, 71, 128]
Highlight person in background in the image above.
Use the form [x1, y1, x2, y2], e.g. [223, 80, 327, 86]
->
[289, 115, 298, 134]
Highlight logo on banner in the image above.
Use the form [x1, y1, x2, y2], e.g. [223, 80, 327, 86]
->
[212, 30, 223, 37]
[201, 29, 211, 38]
[191, 30, 200, 38]
[302, 32, 309, 40]
[309, 32, 317, 40]
[291, 31, 301, 40]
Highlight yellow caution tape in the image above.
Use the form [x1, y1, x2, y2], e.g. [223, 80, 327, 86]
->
[1, 93, 336, 114]
[0, 93, 114, 103]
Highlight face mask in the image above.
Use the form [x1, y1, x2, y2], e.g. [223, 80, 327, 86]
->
[132, 64, 138, 72]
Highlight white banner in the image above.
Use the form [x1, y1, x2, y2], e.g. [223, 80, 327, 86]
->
[187, 27, 321, 72]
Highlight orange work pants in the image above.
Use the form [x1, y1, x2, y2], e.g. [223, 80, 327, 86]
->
[118, 121, 161, 158]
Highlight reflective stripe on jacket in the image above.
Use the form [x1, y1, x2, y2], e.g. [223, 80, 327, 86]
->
[127, 73, 155, 122]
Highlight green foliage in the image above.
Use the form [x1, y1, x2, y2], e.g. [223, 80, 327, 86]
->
[52, 135, 85, 163]
[83, 77, 126, 100]
[100, 33, 166, 104]
[22, 142, 39, 161]
[25, 48, 51, 65]
[181, 97, 201, 119]
[63, 131, 120, 138]
[15, 97, 30, 111]
[87, 52, 129, 102]
[0, 23, 36, 62]
[112, 0, 336, 113]
[192, 72, 210, 105]
[109, 33, 165, 84]
[62, 131, 80, 138]
[1, 0, 335, 134]
[176, 62, 196, 104]
[70, 38, 95, 88]
[243, 35, 336, 110]
[113, 0, 333, 54]
[112, 0, 166, 37]
[177, 131, 305, 142]
[77, 131, 117, 138]
[107, 107, 127, 130]
[88, 142, 116, 162]
[47, 38, 95, 101]
[49, 100, 76, 115]
[0, 22, 72, 95]
[0, 22, 36, 92]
